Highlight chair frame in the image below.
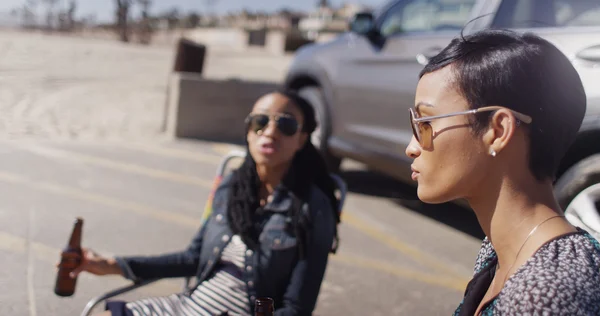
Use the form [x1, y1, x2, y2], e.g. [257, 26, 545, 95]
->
[80, 150, 347, 316]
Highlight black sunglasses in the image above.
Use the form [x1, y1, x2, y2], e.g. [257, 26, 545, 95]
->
[245, 113, 302, 137]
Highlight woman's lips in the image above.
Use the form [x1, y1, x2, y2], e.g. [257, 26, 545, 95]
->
[411, 166, 420, 181]
[411, 171, 420, 181]
[259, 142, 276, 155]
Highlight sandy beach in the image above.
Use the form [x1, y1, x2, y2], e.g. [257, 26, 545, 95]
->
[0, 29, 292, 141]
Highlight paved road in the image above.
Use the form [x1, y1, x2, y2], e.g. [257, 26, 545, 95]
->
[0, 139, 483, 316]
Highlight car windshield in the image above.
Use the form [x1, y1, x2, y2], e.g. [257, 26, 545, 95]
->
[372, 0, 400, 19]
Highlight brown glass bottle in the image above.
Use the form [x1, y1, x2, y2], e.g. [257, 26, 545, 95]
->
[54, 217, 84, 297]
[254, 297, 274, 316]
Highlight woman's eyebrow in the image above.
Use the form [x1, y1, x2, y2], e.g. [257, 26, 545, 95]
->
[415, 102, 435, 112]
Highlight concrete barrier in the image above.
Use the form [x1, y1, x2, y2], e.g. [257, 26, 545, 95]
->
[266, 30, 286, 55]
[184, 28, 248, 51]
[183, 28, 325, 55]
[164, 73, 279, 143]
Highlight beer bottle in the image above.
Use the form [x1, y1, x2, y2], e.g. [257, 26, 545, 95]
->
[54, 217, 84, 297]
[254, 297, 274, 316]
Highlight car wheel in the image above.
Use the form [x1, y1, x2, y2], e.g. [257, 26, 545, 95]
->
[554, 154, 600, 240]
[297, 86, 342, 172]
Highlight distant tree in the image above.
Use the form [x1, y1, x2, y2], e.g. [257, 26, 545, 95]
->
[136, 0, 153, 44]
[204, 0, 218, 19]
[67, 0, 76, 31]
[20, 0, 38, 29]
[204, 0, 218, 9]
[115, 0, 133, 42]
[278, 8, 293, 17]
[57, 11, 68, 30]
[164, 7, 180, 30]
[186, 12, 201, 29]
[137, 0, 151, 17]
[80, 13, 97, 29]
[42, 0, 59, 31]
[15, 1, 37, 29]
[318, 0, 330, 8]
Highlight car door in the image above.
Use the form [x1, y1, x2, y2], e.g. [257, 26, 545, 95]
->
[331, 0, 491, 165]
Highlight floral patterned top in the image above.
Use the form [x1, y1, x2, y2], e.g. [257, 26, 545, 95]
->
[454, 228, 600, 315]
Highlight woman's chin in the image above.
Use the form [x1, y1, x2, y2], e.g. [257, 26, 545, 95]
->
[253, 155, 284, 168]
[417, 187, 452, 204]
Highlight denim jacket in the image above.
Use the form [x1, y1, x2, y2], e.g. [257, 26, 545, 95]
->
[115, 174, 336, 316]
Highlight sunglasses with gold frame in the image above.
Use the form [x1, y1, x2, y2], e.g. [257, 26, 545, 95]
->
[408, 106, 533, 148]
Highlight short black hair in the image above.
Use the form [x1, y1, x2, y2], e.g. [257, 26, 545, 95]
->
[420, 29, 586, 181]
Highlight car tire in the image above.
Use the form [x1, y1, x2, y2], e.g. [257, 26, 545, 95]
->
[297, 86, 342, 172]
[554, 153, 600, 240]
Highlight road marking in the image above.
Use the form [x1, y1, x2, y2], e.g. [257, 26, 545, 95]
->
[0, 171, 201, 228]
[210, 143, 468, 279]
[0, 231, 65, 265]
[211, 143, 244, 156]
[0, 231, 184, 298]
[331, 253, 468, 292]
[0, 228, 465, 293]
[109, 141, 224, 165]
[0, 163, 467, 291]
[27, 207, 37, 316]
[7, 139, 230, 165]
[0, 231, 27, 253]
[1, 143, 469, 283]
[11, 143, 214, 188]
[0, 161, 469, 284]
[342, 212, 470, 280]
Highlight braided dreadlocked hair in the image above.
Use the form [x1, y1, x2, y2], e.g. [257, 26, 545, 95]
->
[226, 88, 341, 256]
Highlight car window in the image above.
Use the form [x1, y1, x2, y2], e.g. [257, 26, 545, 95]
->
[494, 0, 600, 28]
[378, 0, 477, 36]
[555, 0, 600, 27]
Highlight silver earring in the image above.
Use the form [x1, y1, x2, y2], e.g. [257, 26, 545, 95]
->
[489, 148, 497, 157]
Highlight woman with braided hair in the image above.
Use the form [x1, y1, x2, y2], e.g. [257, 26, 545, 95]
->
[65, 89, 341, 316]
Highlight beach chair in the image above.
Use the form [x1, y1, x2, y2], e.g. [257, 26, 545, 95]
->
[80, 150, 347, 316]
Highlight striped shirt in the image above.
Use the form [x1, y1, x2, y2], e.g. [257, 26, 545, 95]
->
[125, 235, 251, 316]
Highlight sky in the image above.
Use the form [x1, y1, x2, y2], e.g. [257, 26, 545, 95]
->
[0, 0, 387, 22]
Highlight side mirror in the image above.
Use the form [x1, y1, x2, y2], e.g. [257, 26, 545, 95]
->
[349, 12, 375, 36]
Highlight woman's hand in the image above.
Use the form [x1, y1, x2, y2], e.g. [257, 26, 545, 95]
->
[59, 248, 124, 278]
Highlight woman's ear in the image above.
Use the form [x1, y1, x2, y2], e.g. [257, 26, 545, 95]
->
[483, 109, 518, 156]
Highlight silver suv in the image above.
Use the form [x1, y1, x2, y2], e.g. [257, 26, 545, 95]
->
[283, 0, 600, 237]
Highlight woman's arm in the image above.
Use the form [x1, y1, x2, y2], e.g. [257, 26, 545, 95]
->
[115, 220, 209, 281]
[275, 193, 336, 316]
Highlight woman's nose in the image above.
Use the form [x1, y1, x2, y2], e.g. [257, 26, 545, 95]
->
[262, 119, 278, 136]
[405, 136, 421, 159]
